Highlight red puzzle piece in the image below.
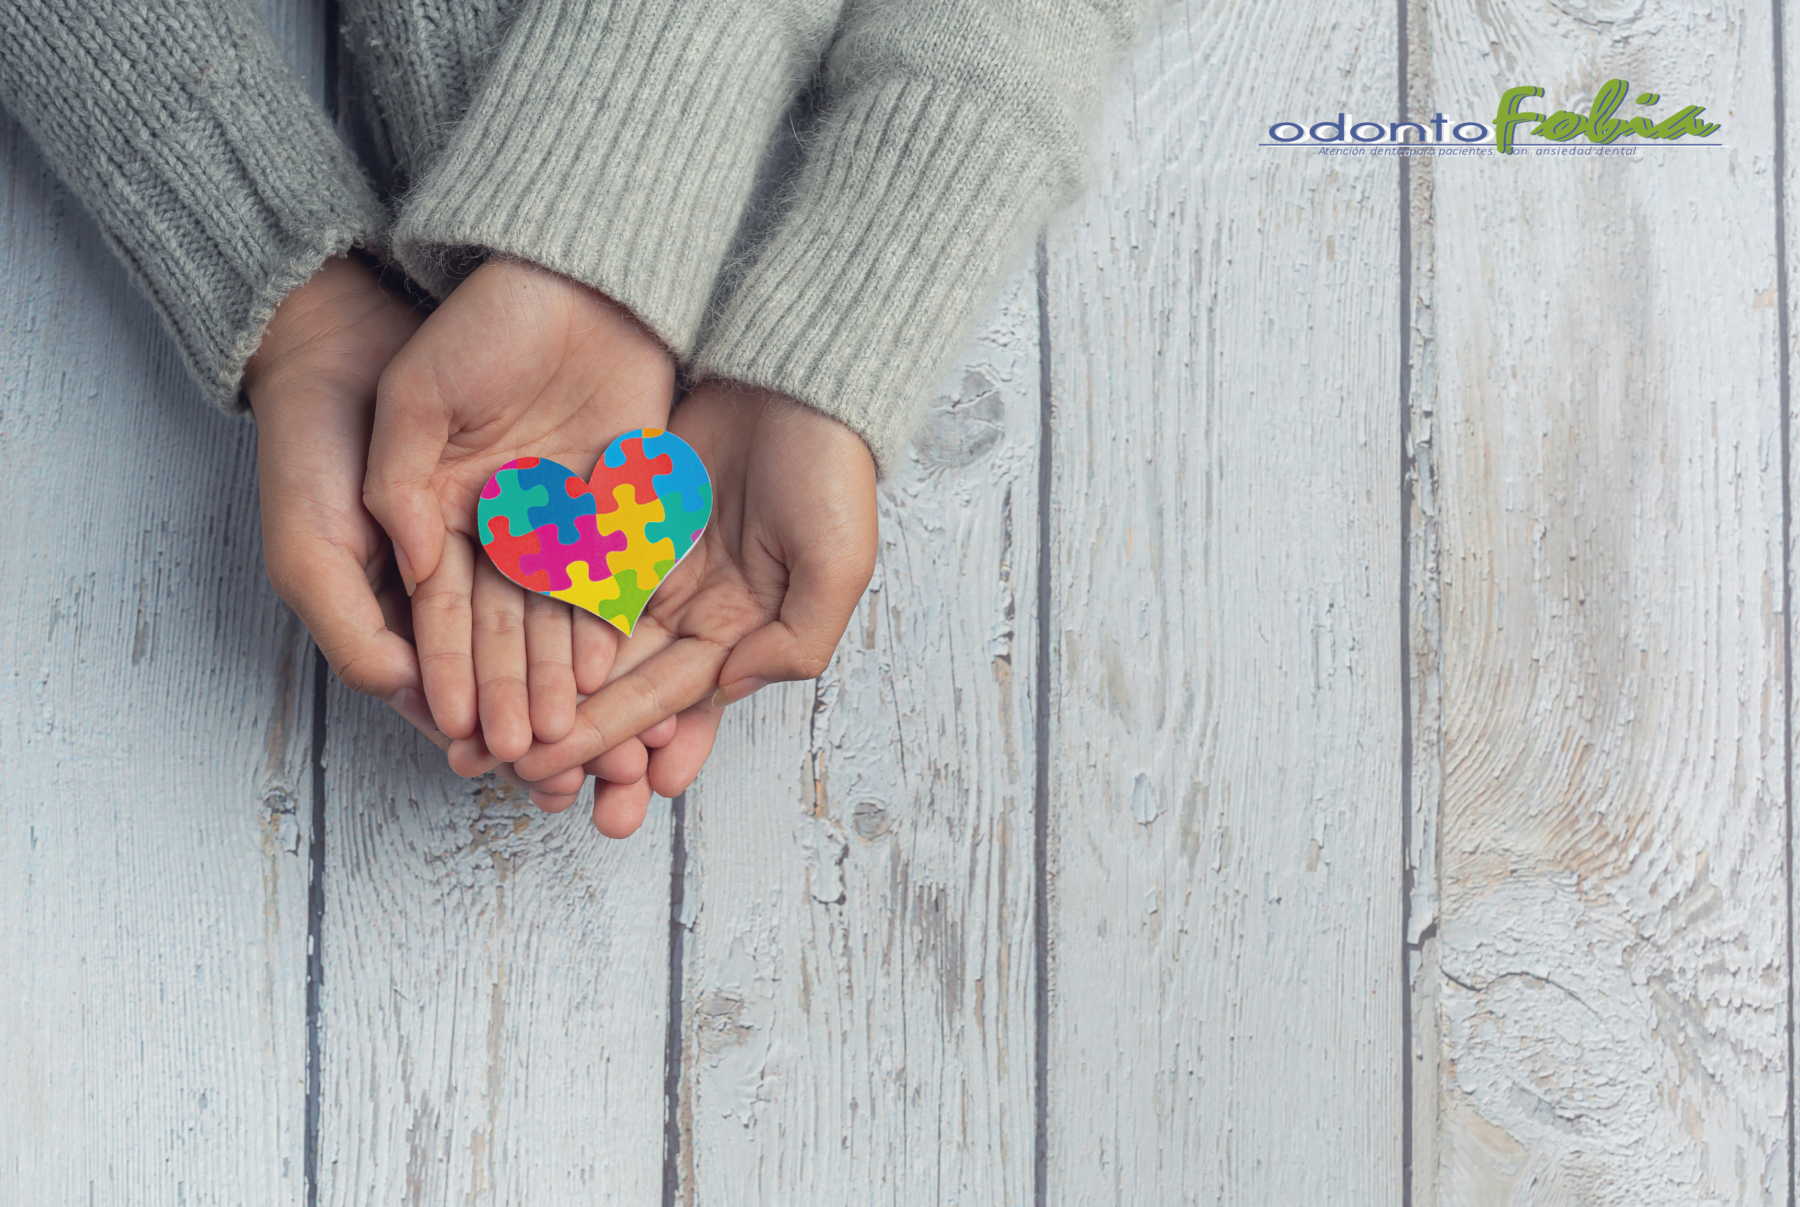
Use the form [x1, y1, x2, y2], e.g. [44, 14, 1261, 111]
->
[483, 516, 552, 590]
[595, 435, 673, 516]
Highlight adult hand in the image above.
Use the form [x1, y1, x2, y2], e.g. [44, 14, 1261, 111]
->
[244, 255, 589, 807]
[363, 258, 677, 792]
[244, 254, 428, 709]
[511, 382, 880, 836]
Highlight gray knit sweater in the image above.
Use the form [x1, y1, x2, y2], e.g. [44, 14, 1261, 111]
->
[0, 0, 1145, 472]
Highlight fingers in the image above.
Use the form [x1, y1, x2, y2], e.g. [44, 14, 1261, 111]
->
[592, 776, 654, 839]
[435, 551, 586, 755]
[447, 731, 500, 778]
[395, 672, 587, 811]
[522, 763, 587, 812]
[713, 551, 873, 702]
[530, 784, 586, 812]
[386, 686, 451, 752]
[514, 636, 730, 781]
[373, 548, 417, 646]
[572, 609, 621, 696]
[472, 555, 533, 762]
[647, 703, 724, 798]
[413, 532, 479, 739]
[364, 359, 451, 590]
[638, 715, 678, 748]
[584, 736, 649, 785]
[442, 725, 589, 815]
[524, 592, 577, 744]
[266, 533, 421, 700]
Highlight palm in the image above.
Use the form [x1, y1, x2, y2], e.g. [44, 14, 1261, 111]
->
[512, 384, 879, 801]
[282, 392, 411, 638]
[621, 435, 832, 670]
[247, 256, 594, 804]
[427, 339, 674, 541]
[248, 258, 424, 686]
[366, 258, 680, 800]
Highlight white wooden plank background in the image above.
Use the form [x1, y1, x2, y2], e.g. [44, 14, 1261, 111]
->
[1, 0, 1791, 1202]
[677, 270, 1040, 1205]
[1042, 2, 1404, 1201]
[317, 688, 671, 1203]
[0, 118, 317, 1201]
[0, 2, 325, 1203]
[1418, 3, 1788, 1203]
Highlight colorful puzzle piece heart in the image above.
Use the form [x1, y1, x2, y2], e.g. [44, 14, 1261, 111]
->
[477, 428, 713, 636]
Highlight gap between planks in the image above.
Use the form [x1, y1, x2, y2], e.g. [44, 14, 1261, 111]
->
[1775, 0, 1797, 1198]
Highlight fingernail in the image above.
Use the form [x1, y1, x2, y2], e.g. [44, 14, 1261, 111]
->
[710, 676, 769, 709]
[395, 544, 416, 596]
[387, 687, 442, 737]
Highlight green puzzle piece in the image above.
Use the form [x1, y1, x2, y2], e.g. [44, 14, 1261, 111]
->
[597, 568, 658, 632]
[484, 468, 550, 540]
[644, 482, 712, 556]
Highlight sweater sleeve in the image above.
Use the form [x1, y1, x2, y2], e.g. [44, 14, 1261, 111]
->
[337, 0, 519, 197]
[0, 0, 389, 411]
[389, 0, 847, 355]
[691, 0, 1151, 475]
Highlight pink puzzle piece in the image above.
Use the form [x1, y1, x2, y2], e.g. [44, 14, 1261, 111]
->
[517, 514, 629, 592]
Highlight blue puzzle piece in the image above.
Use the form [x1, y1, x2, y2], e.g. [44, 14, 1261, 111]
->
[513, 458, 593, 546]
[642, 431, 713, 553]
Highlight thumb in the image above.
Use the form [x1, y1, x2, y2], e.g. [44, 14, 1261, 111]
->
[363, 369, 451, 591]
[712, 555, 871, 706]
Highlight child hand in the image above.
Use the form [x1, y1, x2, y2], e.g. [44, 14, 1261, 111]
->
[362, 258, 677, 771]
[511, 382, 880, 837]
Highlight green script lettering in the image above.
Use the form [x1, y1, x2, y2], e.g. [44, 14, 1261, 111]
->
[1495, 79, 1720, 153]
[1494, 85, 1545, 154]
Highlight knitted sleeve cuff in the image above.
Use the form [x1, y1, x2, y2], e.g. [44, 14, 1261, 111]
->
[390, 0, 838, 358]
[0, 0, 388, 411]
[689, 1, 1152, 476]
[690, 77, 1075, 476]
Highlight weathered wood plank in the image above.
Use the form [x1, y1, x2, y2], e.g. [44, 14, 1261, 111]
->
[0, 84, 316, 1207]
[303, 0, 674, 1188]
[316, 694, 673, 1202]
[1403, 1, 1447, 1193]
[0, 3, 332, 1201]
[1419, 3, 1786, 1199]
[1042, 1, 1406, 1201]
[675, 271, 1040, 1203]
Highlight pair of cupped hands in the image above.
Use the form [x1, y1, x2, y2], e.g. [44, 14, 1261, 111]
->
[242, 253, 878, 837]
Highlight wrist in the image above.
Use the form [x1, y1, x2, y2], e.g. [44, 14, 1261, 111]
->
[473, 257, 675, 367]
[684, 380, 876, 465]
[244, 256, 421, 418]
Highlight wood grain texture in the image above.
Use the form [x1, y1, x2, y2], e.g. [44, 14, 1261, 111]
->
[0, 3, 331, 1201]
[315, 689, 673, 1203]
[675, 271, 1040, 1204]
[1420, 3, 1786, 1201]
[0, 101, 314, 1207]
[1042, 2, 1405, 1201]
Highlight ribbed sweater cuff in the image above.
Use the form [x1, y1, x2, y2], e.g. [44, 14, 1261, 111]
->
[0, 2, 388, 411]
[391, 0, 810, 357]
[690, 80, 1063, 477]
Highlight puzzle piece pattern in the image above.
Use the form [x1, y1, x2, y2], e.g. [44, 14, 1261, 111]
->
[641, 429, 714, 550]
[476, 428, 713, 635]
[518, 512, 627, 593]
